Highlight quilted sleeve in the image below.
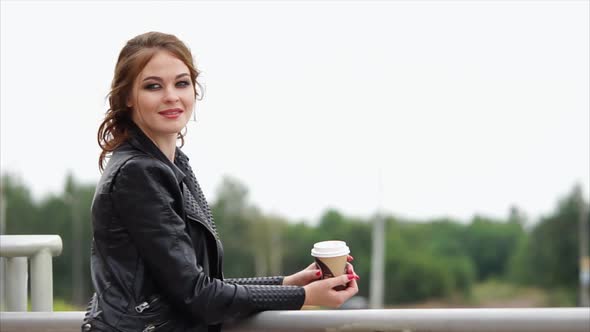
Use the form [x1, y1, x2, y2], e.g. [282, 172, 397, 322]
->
[225, 276, 284, 285]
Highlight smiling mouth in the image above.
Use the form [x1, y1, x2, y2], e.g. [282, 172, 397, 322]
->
[158, 108, 184, 119]
[158, 108, 184, 115]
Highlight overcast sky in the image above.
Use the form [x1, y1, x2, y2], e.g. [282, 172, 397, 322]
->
[1, 0, 588, 224]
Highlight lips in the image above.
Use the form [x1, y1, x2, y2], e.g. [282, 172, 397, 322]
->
[158, 108, 184, 119]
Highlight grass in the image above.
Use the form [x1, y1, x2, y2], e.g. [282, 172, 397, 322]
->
[467, 279, 549, 307]
[391, 280, 576, 308]
[0, 298, 83, 311]
[52, 298, 83, 311]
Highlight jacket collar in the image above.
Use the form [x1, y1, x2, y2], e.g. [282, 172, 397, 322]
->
[127, 122, 187, 185]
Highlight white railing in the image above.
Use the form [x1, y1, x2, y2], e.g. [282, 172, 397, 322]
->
[0, 235, 63, 311]
[1, 308, 589, 332]
[1, 234, 589, 331]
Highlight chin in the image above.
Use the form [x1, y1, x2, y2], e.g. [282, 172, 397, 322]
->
[161, 121, 188, 134]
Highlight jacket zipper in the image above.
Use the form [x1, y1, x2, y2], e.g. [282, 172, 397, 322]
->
[135, 296, 160, 313]
[135, 302, 149, 313]
[142, 325, 155, 332]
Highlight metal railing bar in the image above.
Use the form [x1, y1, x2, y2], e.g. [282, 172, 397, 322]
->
[1, 308, 589, 332]
[0, 235, 63, 258]
[227, 308, 590, 332]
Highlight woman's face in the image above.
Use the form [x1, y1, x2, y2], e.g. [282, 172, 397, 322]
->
[128, 50, 195, 141]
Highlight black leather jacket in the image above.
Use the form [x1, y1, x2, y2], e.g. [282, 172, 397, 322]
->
[83, 124, 305, 332]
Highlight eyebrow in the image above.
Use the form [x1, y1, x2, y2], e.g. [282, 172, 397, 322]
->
[142, 73, 190, 82]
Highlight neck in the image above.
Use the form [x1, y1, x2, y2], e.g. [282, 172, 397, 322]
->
[134, 123, 177, 162]
[150, 134, 177, 162]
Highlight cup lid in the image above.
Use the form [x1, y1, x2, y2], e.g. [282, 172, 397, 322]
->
[311, 240, 350, 258]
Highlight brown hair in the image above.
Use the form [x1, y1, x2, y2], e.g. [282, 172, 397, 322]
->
[98, 31, 201, 171]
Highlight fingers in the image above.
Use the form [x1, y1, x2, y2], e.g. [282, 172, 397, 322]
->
[329, 274, 359, 288]
[345, 263, 360, 281]
[346, 262, 355, 274]
[308, 262, 322, 278]
[347, 255, 354, 262]
[342, 277, 359, 297]
[298, 266, 323, 285]
[305, 274, 360, 308]
[326, 274, 348, 288]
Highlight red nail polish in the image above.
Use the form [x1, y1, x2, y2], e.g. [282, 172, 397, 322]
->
[348, 255, 354, 261]
[347, 274, 355, 280]
[316, 271, 321, 276]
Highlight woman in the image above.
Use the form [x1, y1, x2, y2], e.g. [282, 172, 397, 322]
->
[83, 31, 359, 332]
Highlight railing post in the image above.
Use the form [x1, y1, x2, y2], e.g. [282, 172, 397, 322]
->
[5, 257, 27, 311]
[1, 257, 6, 310]
[0, 235, 63, 312]
[30, 248, 53, 311]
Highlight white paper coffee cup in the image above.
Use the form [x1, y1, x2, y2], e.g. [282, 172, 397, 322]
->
[311, 241, 350, 290]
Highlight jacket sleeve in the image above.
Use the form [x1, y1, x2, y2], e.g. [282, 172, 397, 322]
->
[225, 277, 284, 285]
[111, 158, 305, 324]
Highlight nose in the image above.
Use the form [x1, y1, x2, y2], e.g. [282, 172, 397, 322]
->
[163, 86, 180, 103]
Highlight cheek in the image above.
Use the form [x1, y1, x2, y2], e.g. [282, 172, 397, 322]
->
[182, 93, 196, 109]
[136, 93, 160, 111]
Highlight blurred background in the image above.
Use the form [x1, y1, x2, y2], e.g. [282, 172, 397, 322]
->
[1, 1, 589, 310]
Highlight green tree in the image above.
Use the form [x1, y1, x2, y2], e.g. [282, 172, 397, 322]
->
[461, 215, 525, 280]
[2, 174, 38, 235]
[383, 218, 476, 304]
[211, 176, 258, 277]
[510, 187, 589, 291]
[2, 173, 95, 307]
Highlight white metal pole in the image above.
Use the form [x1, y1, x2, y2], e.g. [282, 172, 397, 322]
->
[370, 168, 385, 308]
[370, 214, 385, 308]
[0, 257, 5, 310]
[30, 248, 53, 311]
[5, 257, 28, 311]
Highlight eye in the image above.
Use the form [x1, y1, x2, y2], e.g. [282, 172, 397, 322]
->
[176, 80, 191, 88]
[143, 83, 161, 90]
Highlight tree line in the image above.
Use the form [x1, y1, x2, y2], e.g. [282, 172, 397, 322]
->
[1, 172, 588, 307]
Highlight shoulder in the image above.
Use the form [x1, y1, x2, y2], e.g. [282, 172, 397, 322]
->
[107, 155, 182, 210]
[105, 145, 178, 193]
[107, 142, 173, 178]
[117, 155, 178, 187]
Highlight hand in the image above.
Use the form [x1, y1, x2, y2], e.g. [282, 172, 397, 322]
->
[302, 273, 359, 308]
[283, 263, 322, 286]
[283, 255, 355, 286]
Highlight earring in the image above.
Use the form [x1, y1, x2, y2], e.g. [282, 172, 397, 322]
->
[192, 107, 197, 122]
